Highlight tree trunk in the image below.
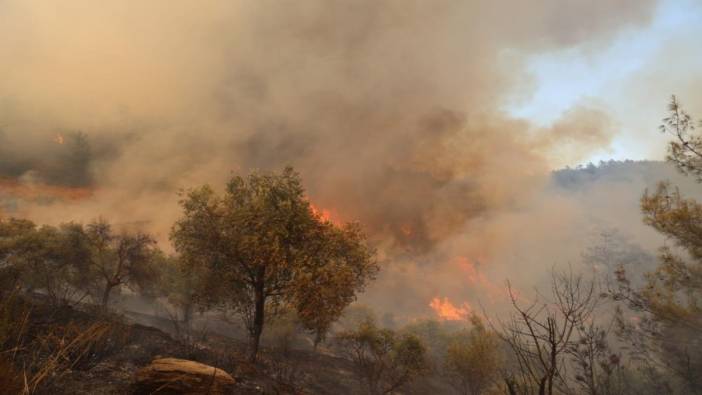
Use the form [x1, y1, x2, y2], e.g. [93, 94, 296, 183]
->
[504, 378, 518, 395]
[539, 376, 547, 395]
[249, 269, 266, 362]
[101, 283, 114, 308]
[313, 332, 323, 352]
[102, 281, 119, 309]
[182, 301, 193, 326]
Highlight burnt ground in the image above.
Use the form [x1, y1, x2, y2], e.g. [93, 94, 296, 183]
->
[2, 295, 362, 395]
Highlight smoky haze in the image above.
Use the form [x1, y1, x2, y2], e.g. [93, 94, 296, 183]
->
[0, 1, 661, 320]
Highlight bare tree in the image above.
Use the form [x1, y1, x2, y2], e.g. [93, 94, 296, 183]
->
[495, 270, 598, 395]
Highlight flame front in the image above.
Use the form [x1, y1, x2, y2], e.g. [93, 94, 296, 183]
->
[309, 202, 344, 226]
[0, 178, 93, 202]
[53, 133, 65, 145]
[429, 297, 472, 321]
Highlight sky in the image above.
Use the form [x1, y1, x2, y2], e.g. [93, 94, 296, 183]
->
[507, 0, 702, 166]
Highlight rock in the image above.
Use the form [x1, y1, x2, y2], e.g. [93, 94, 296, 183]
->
[133, 357, 235, 394]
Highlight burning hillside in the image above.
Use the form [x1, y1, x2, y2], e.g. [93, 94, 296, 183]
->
[0, 0, 695, 325]
[0, 177, 93, 215]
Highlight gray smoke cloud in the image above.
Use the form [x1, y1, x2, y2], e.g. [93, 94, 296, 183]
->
[0, 0, 660, 319]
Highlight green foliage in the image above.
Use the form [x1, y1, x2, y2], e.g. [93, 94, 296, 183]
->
[0, 216, 160, 308]
[660, 95, 702, 182]
[626, 181, 702, 392]
[82, 219, 160, 307]
[444, 317, 502, 395]
[155, 255, 199, 326]
[0, 218, 93, 305]
[610, 98, 702, 394]
[402, 318, 454, 371]
[336, 319, 428, 394]
[171, 167, 378, 361]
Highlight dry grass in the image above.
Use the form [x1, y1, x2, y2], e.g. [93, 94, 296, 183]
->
[0, 291, 126, 394]
[26, 321, 113, 393]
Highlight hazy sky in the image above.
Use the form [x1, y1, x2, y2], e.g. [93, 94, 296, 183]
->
[508, 0, 702, 166]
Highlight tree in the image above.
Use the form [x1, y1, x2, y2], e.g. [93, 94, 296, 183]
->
[566, 319, 626, 395]
[444, 317, 502, 395]
[21, 223, 93, 306]
[0, 219, 93, 306]
[154, 255, 202, 339]
[84, 219, 160, 308]
[610, 97, 702, 394]
[660, 95, 702, 182]
[1, 217, 158, 308]
[0, 218, 36, 292]
[402, 318, 455, 375]
[335, 319, 428, 394]
[171, 167, 377, 361]
[291, 220, 377, 350]
[496, 270, 598, 395]
[621, 183, 702, 392]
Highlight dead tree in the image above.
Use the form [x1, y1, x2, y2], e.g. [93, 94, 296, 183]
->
[496, 270, 598, 395]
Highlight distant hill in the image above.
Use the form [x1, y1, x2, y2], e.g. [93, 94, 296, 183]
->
[552, 159, 698, 193]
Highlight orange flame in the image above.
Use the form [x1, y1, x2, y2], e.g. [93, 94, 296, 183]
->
[53, 133, 65, 145]
[0, 178, 93, 202]
[310, 202, 344, 226]
[429, 297, 472, 321]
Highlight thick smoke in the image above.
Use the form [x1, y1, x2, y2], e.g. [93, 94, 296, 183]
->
[0, 1, 659, 320]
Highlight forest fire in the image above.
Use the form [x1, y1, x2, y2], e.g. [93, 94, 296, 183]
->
[309, 203, 341, 226]
[429, 297, 472, 321]
[0, 177, 93, 203]
[53, 133, 65, 145]
[456, 256, 504, 301]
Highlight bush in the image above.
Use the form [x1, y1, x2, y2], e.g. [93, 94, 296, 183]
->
[335, 320, 428, 394]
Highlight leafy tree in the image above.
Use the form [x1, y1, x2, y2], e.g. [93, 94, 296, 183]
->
[290, 219, 377, 350]
[83, 219, 160, 308]
[155, 255, 200, 334]
[610, 98, 702, 394]
[0, 217, 158, 308]
[336, 319, 428, 394]
[444, 317, 502, 395]
[0, 219, 93, 305]
[21, 224, 93, 305]
[171, 167, 377, 361]
[620, 182, 702, 392]
[660, 95, 702, 181]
